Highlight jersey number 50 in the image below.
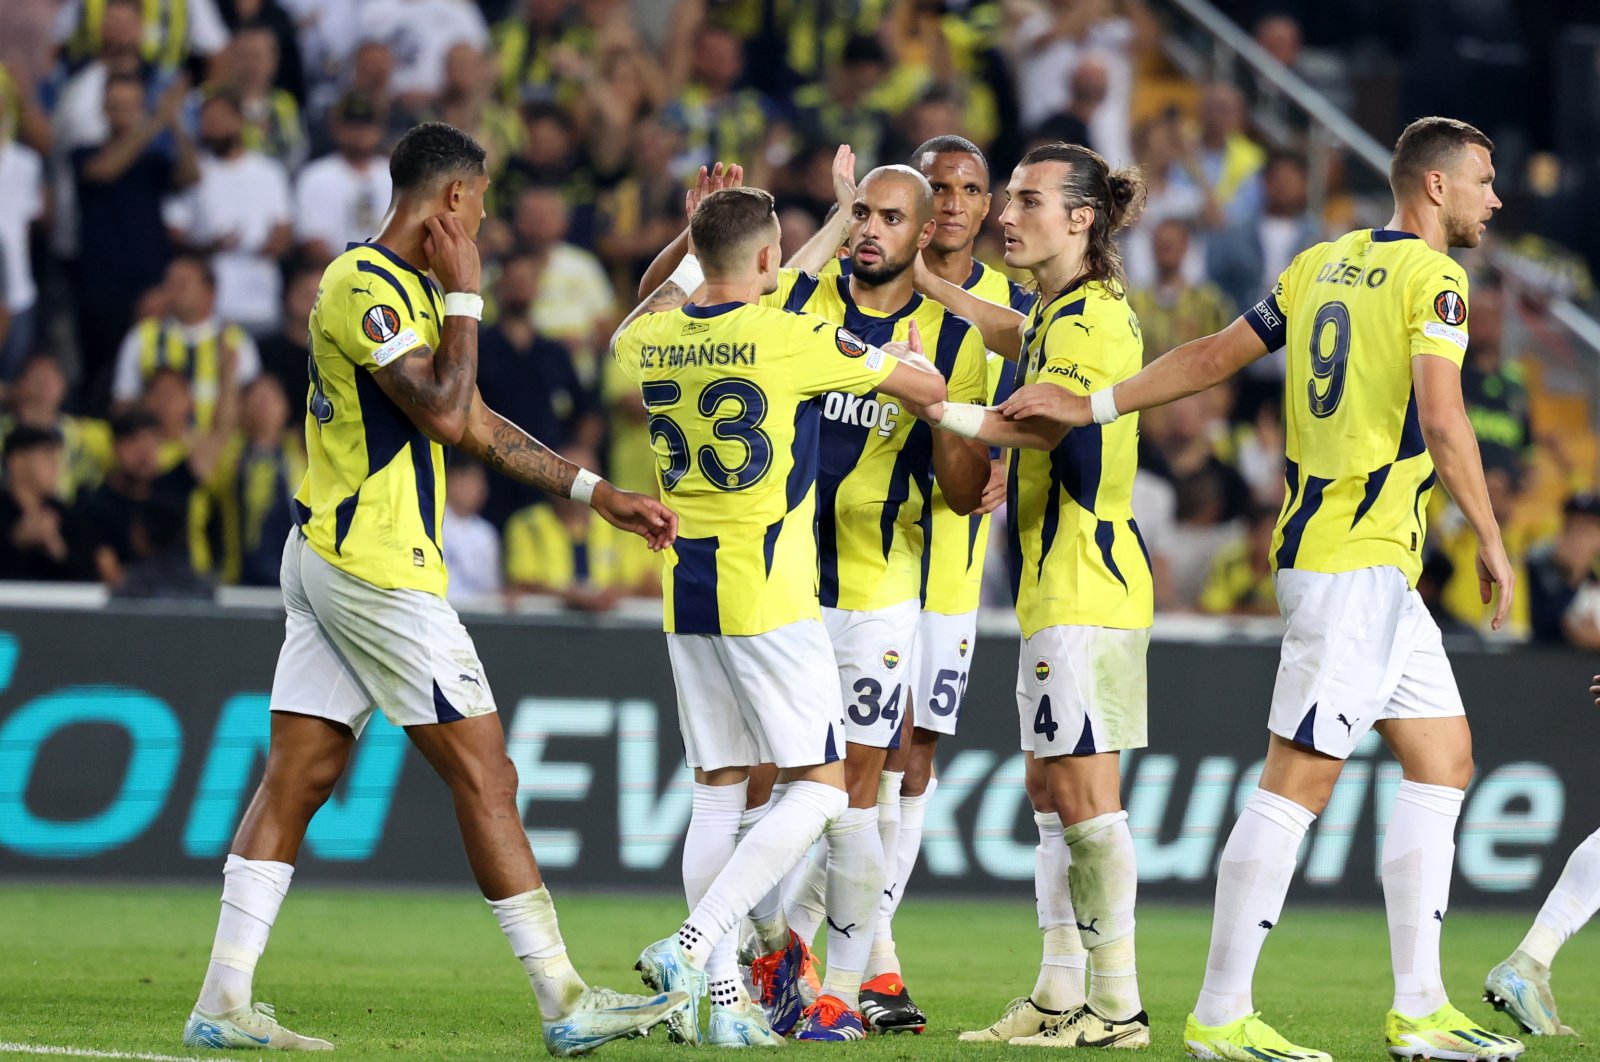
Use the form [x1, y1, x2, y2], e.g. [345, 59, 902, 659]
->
[1307, 301, 1351, 418]
[640, 378, 773, 492]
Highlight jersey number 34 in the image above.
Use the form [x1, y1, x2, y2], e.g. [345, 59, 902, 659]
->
[641, 378, 773, 492]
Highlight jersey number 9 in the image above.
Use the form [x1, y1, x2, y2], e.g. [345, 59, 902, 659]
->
[1307, 301, 1351, 418]
[641, 378, 773, 492]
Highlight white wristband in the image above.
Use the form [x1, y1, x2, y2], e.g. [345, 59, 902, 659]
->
[667, 253, 704, 294]
[1090, 387, 1120, 425]
[937, 402, 987, 439]
[569, 467, 602, 506]
[443, 292, 483, 320]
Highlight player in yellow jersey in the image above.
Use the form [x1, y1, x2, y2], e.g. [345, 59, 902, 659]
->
[184, 123, 689, 1058]
[920, 142, 1154, 1049]
[617, 187, 948, 1045]
[1000, 119, 1522, 1062]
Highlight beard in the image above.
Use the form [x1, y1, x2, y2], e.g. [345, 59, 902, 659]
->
[850, 244, 917, 286]
[1445, 209, 1484, 248]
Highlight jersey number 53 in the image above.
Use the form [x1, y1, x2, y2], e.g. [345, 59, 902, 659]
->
[640, 378, 773, 492]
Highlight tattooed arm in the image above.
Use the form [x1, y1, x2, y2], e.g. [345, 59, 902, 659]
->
[609, 277, 693, 355]
[369, 319, 479, 444]
[460, 390, 680, 550]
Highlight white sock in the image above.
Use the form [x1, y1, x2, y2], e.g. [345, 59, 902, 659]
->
[1063, 810, 1142, 1021]
[1384, 779, 1464, 1017]
[679, 780, 846, 968]
[1194, 789, 1316, 1027]
[820, 806, 885, 1010]
[1520, 828, 1600, 968]
[490, 886, 588, 1019]
[685, 782, 748, 1000]
[783, 840, 829, 946]
[866, 772, 905, 979]
[740, 794, 790, 953]
[1032, 811, 1086, 1012]
[197, 855, 294, 1015]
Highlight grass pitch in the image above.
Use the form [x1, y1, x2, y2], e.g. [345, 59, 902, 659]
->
[2, 883, 1596, 1060]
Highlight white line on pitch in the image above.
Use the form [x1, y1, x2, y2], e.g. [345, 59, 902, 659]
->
[0, 1044, 202, 1061]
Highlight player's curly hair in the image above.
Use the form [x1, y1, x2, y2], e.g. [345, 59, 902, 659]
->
[390, 122, 487, 194]
[1018, 142, 1146, 299]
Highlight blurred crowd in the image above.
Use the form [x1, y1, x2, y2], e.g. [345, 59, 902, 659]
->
[1, 0, 1599, 649]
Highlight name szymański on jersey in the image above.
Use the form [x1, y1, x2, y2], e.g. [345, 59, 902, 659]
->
[1043, 361, 1093, 390]
[637, 342, 758, 370]
[1314, 259, 1390, 289]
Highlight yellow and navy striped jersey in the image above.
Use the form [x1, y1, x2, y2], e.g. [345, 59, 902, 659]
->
[922, 260, 1036, 614]
[126, 318, 249, 429]
[767, 267, 989, 612]
[1009, 279, 1152, 636]
[614, 300, 895, 635]
[294, 242, 448, 596]
[1243, 228, 1471, 587]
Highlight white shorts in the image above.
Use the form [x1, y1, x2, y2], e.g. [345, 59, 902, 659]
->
[667, 619, 846, 771]
[911, 610, 977, 737]
[1016, 625, 1149, 756]
[269, 529, 496, 737]
[1269, 566, 1465, 759]
[823, 599, 919, 749]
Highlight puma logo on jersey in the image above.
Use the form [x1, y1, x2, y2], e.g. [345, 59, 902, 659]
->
[823, 391, 900, 437]
[1336, 713, 1354, 736]
[350, 283, 374, 297]
[1072, 320, 1093, 335]
[1077, 918, 1100, 935]
[826, 917, 857, 938]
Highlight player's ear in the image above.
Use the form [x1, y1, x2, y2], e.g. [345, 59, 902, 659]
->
[1425, 169, 1447, 206]
[755, 241, 773, 274]
[916, 218, 935, 250]
[1069, 204, 1095, 234]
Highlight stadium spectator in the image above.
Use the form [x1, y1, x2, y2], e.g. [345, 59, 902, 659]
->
[492, 0, 590, 109]
[71, 73, 198, 413]
[1195, 82, 1266, 223]
[503, 446, 659, 610]
[477, 254, 600, 524]
[662, 24, 775, 181]
[510, 185, 615, 386]
[0, 426, 96, 582]
[1026, 54, 1114, 160]
[112, 254, 262, 428]
[497, 103, 603, 245]
[1437, 463, 1532, 639]
[164, 92, 292, 333]
[305, 41, 412, 156]
[1460, 284, 1533, 473]
[359, 0, 489, 109]
[1008, 0, 1153, 164]
[256, 267, 317, 414]
[1207, 151, 1318, 417]
[198, 373, 305, 586]
[1196, 502, 1279, 616]
[56, 0, 230, 73]
[1128, 219, 1235, 364]
[791, 35, 895, 171]
[1124, 110, 1218, 289]
[52, 0, 176, 156]
[1250, 13, 1351, 118]
[1526, 493, 1600, 647]
[219, 0, 307, 103]
[442, 456, 503, 602]
[293, 93, 392, 265]
[595, 118, 688, 292]
[425, 44, 523, 179]
[0, 109, 45, 379]
[213, 23, 307, 171]
[0, 356, 113, 502]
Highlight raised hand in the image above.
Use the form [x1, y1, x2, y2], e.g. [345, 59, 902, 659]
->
[832, 143, 858, 212]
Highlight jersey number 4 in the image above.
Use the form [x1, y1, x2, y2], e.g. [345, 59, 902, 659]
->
[1307, 301, 1351, 418]
[641, 378, 773, 492]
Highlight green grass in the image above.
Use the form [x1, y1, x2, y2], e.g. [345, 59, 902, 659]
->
[1, 884, 1596, 1060]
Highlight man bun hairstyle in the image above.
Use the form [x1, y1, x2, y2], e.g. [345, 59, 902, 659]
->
[390, 122, 488, 194]
[1390, 116, 1493, 195]
[691, 187, 778, 274]
[1019, 142, 1146, 296]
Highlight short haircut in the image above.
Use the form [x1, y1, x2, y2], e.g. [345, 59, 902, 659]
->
[390, 122, 487, 194]
[690, 187, 777, 274]
[1390, 117, 1493, 194]
[910, 134, 988, 176]
[110, 409, 161, 439]
[859, 164, 935, 221]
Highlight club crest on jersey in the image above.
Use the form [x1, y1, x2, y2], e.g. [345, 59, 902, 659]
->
[880, 647, 901, 671]
[836, 328, 868, 358]
[1433, 290, 1467, 326]
[362, 304, 402, 344]
[1034, 658, 1052, 684]
[958, 637, 969, 658]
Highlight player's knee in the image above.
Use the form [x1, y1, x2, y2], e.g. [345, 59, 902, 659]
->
[1023, 764, 1054, 813]
[262, 752, 345, 810]
[448, 754, 520, 809]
